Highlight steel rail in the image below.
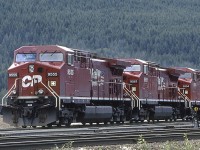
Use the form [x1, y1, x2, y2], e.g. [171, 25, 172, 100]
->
[0, 123, 193, 137]
[0, 126, 199, 149]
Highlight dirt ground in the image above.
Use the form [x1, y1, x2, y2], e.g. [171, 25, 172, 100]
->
[0, 115, 13, 129]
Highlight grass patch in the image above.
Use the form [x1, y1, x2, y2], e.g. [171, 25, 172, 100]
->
[53, 134, 199, 150]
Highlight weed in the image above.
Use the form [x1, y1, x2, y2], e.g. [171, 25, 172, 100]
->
[137, 135, 148, 150]
[53, 141, 74, 150]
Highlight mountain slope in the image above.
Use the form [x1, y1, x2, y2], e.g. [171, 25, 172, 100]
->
[1, 0, 200, 96]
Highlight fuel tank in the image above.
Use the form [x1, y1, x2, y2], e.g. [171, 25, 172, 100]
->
[82, 106, 113, 122]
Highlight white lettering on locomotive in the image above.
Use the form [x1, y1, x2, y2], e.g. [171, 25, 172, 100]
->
[67, 69, 74, 75]
[48, 72, 58, 77]
[183, 84, 189, 88]
[91, 69, 104, 86]
[22, 75, 42, 88]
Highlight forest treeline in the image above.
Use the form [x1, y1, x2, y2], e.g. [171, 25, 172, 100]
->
[1, 0, 200, 98]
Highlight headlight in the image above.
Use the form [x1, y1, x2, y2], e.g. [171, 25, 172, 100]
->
[38, 89, 44, 95]
[12, 89, 17, 95]
[29, 65, 34, 73]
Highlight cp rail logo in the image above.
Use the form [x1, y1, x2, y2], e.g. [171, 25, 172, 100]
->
[22, 75, 42, 88]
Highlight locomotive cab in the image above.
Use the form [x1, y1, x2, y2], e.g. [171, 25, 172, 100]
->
[2, 45, 75, 127]
[122, 59, 158, 100]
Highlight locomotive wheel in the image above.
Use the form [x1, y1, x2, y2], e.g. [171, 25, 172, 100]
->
[104, 122, 108, 125]
[82, 122, 86, 126]
[173, 115, 177, 121]
[47, 124, 52, 128]
[65, 120, 71, 127]
[22, 126, 27, 128]
[65, 123, 71, 127]
[116, 121, 120, 124]
[32, 126, 36, 128]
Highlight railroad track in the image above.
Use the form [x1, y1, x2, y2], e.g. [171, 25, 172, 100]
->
[0, 119, 193, 131]
[0, 122, 198, 150]
[0, 120, 193, 136]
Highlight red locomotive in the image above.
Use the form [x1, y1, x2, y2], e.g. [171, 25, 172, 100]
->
[122, 59, 189, 122]
[177, 68, 200, 113]
[2, 45, 198, 127]
[2, 45, 130, 127]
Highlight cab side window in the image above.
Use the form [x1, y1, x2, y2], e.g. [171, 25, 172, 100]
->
[144, 65, 148, 74]
[68, 54, 74, 66]
[193, 73, 197, 81]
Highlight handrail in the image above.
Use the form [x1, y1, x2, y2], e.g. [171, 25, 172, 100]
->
[177, 88, 190, 101]
[47, 81, 60, 110]
[40, 81, 58, 108]
[124, 87, 135, 109]
[2, 78, 60, 109]
[124, 85, 140, 109]
[2, 78, 21, 106]
[177, 87, 191, 108]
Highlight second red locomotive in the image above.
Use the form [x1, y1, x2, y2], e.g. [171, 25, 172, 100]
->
[122, 58, 189, 122]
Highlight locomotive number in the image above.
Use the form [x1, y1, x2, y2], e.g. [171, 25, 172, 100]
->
[130, 80, 138, 83]
[183, 85, 189, 88]
[48, 72, 58, 77]
[8, 73, 18, 78]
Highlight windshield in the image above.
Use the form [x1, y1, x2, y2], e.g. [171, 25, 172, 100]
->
[179, 73, 192, 79]
[124, 65, 141, 72]
[16, 53, 36, 62]
[39, 52, 63, 62]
